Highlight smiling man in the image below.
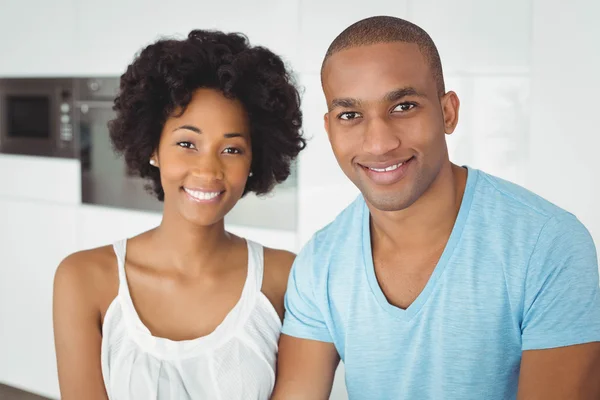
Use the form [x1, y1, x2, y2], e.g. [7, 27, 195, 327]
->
[271, 16, 600, 400]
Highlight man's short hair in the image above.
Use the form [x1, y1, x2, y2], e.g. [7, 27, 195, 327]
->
[322, 16, 445, 96]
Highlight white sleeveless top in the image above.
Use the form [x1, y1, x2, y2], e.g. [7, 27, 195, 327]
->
[101, 239, 282, 399]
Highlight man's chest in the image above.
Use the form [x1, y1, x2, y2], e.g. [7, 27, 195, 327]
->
[371, 246, 444, 310]
[327, 255, 522, 359]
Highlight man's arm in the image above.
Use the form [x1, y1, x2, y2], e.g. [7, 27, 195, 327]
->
[271, 236, 341, 399]
[519, 213, 600, 399]
[271, 335, 340, 400]
[517, 343, 600, 400]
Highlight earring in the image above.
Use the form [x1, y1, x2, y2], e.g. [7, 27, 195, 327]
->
[149, 159, 157, 166]
[249, 171, 253, 177]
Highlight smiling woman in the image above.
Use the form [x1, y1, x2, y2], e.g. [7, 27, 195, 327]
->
[153, 88, 254, 227]
[52, 29, 305, 400]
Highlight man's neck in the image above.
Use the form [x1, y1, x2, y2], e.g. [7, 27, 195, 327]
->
[368, 163, 468, 253]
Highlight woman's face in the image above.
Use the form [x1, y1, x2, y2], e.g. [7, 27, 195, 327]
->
[153, 88, 252, 227]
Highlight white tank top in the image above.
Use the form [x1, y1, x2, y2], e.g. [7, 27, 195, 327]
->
[101, 239, 282, 399]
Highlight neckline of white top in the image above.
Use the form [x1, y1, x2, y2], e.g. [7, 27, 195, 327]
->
[109, 238, 264, 360]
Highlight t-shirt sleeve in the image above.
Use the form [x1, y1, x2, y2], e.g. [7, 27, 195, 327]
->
[521, 212, 600, 351]
[281, 238, 333, 343]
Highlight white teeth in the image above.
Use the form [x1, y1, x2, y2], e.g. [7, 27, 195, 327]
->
[369, 162, 403, 172]
[184, 188, 221, 201]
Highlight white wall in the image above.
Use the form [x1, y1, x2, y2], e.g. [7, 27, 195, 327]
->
[296, 0, 535, 244]
[527, 0, 600, 248]
[1, 0, 600, 399]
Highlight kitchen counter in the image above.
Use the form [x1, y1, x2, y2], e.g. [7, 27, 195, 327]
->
[0, 383, 53, 400]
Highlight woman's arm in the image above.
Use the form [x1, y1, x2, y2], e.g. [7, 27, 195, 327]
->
[53, 252, 109, 400]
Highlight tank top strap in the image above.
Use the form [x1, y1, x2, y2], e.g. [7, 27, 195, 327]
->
[112, 239, 129, 295]
[245, 239, 265, 294]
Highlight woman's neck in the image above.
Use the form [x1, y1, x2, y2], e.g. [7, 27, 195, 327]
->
[143, 207, 237, 276]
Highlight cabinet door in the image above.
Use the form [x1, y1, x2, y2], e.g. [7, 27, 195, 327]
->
[0, 199, 78, 399]
[0, 0, 76, 76]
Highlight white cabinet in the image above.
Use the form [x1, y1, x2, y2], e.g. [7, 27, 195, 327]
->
[72, 0, 164, 76]
[528, 0, 600, 248]
[407, 0, 532, 73]
[0, 0, 76, 76]
[73, 0, 301, 76]
[298, 0, 409, 73]
[0, 198, 78, 399]
[0, 154, 81, 204]
[76, 204, 161, 250]
[0, 0, 302, 77]
[296, 73, 359, 244]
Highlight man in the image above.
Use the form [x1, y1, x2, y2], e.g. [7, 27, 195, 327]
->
[271, 16, 600, 400]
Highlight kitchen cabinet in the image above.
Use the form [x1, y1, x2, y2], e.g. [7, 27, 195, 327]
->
[0, 154, 80, 204]
[73, 0, 301, 76]
[408, 0, 532, 74]
[527, 0, 600, 250]
[0, 0, 77, 76]
[76, 204, 161, 250]
[0, 198, 78, 399]
[296, 73, 360, 244]
[298, 0, 409, 73]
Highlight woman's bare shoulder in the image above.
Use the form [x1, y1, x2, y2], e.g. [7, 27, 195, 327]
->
[261, 246, 296, 320]
[54, 245, 119, 309]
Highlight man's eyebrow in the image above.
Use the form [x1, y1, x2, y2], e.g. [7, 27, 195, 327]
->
[328, 87, 425, 112]
[384, 87, 425, 102]
[329, 97, 363, 111]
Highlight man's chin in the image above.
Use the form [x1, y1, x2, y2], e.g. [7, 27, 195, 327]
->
[363, 191, 414, 213]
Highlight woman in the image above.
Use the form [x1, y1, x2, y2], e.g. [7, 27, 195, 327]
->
[53, 29, 305, 399]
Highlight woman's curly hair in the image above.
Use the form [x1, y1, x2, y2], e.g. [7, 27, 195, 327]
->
[109, 29, 305, 201]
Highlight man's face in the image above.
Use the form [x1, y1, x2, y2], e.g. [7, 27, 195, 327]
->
[322, 42, 459, 212]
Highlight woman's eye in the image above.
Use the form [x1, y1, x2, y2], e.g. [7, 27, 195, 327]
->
[223, 147, 242, 155]
[177, 141, 195, 149]
[338, 111, 362, 121]
[392, 103, 416, 113]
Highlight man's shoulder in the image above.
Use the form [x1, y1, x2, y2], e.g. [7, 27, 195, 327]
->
[474, 169, 571, 224]
[307, 194, 365, 250]
[473, 169, 593, 254]
[294, 195, 365, 273]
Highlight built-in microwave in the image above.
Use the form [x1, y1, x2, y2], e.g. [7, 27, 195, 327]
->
[0, 77, 297, 230]
[0, 78, 77, 158]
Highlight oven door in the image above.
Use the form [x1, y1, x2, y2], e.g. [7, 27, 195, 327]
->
[76, 98, 162, 212]
[0, 78, 76, 158]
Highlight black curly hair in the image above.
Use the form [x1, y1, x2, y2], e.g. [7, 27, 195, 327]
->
[109, 29, 305, 201]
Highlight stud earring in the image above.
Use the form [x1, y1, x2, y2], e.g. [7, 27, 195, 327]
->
[149, 159, 157, 166]
[249, 171, 253, 177]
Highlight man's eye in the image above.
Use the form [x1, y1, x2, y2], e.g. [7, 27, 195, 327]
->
[177, 141, 195, 149]
[338, 112, 362, 120]
[392, 103, 416, 113]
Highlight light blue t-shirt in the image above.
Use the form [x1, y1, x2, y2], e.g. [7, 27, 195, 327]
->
[282, 167, 600, 400]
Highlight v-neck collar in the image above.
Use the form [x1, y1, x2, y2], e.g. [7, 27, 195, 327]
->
[362, 166, 478, 322]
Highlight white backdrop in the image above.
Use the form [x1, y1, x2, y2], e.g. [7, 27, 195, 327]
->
[0, 0, 599, 398]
